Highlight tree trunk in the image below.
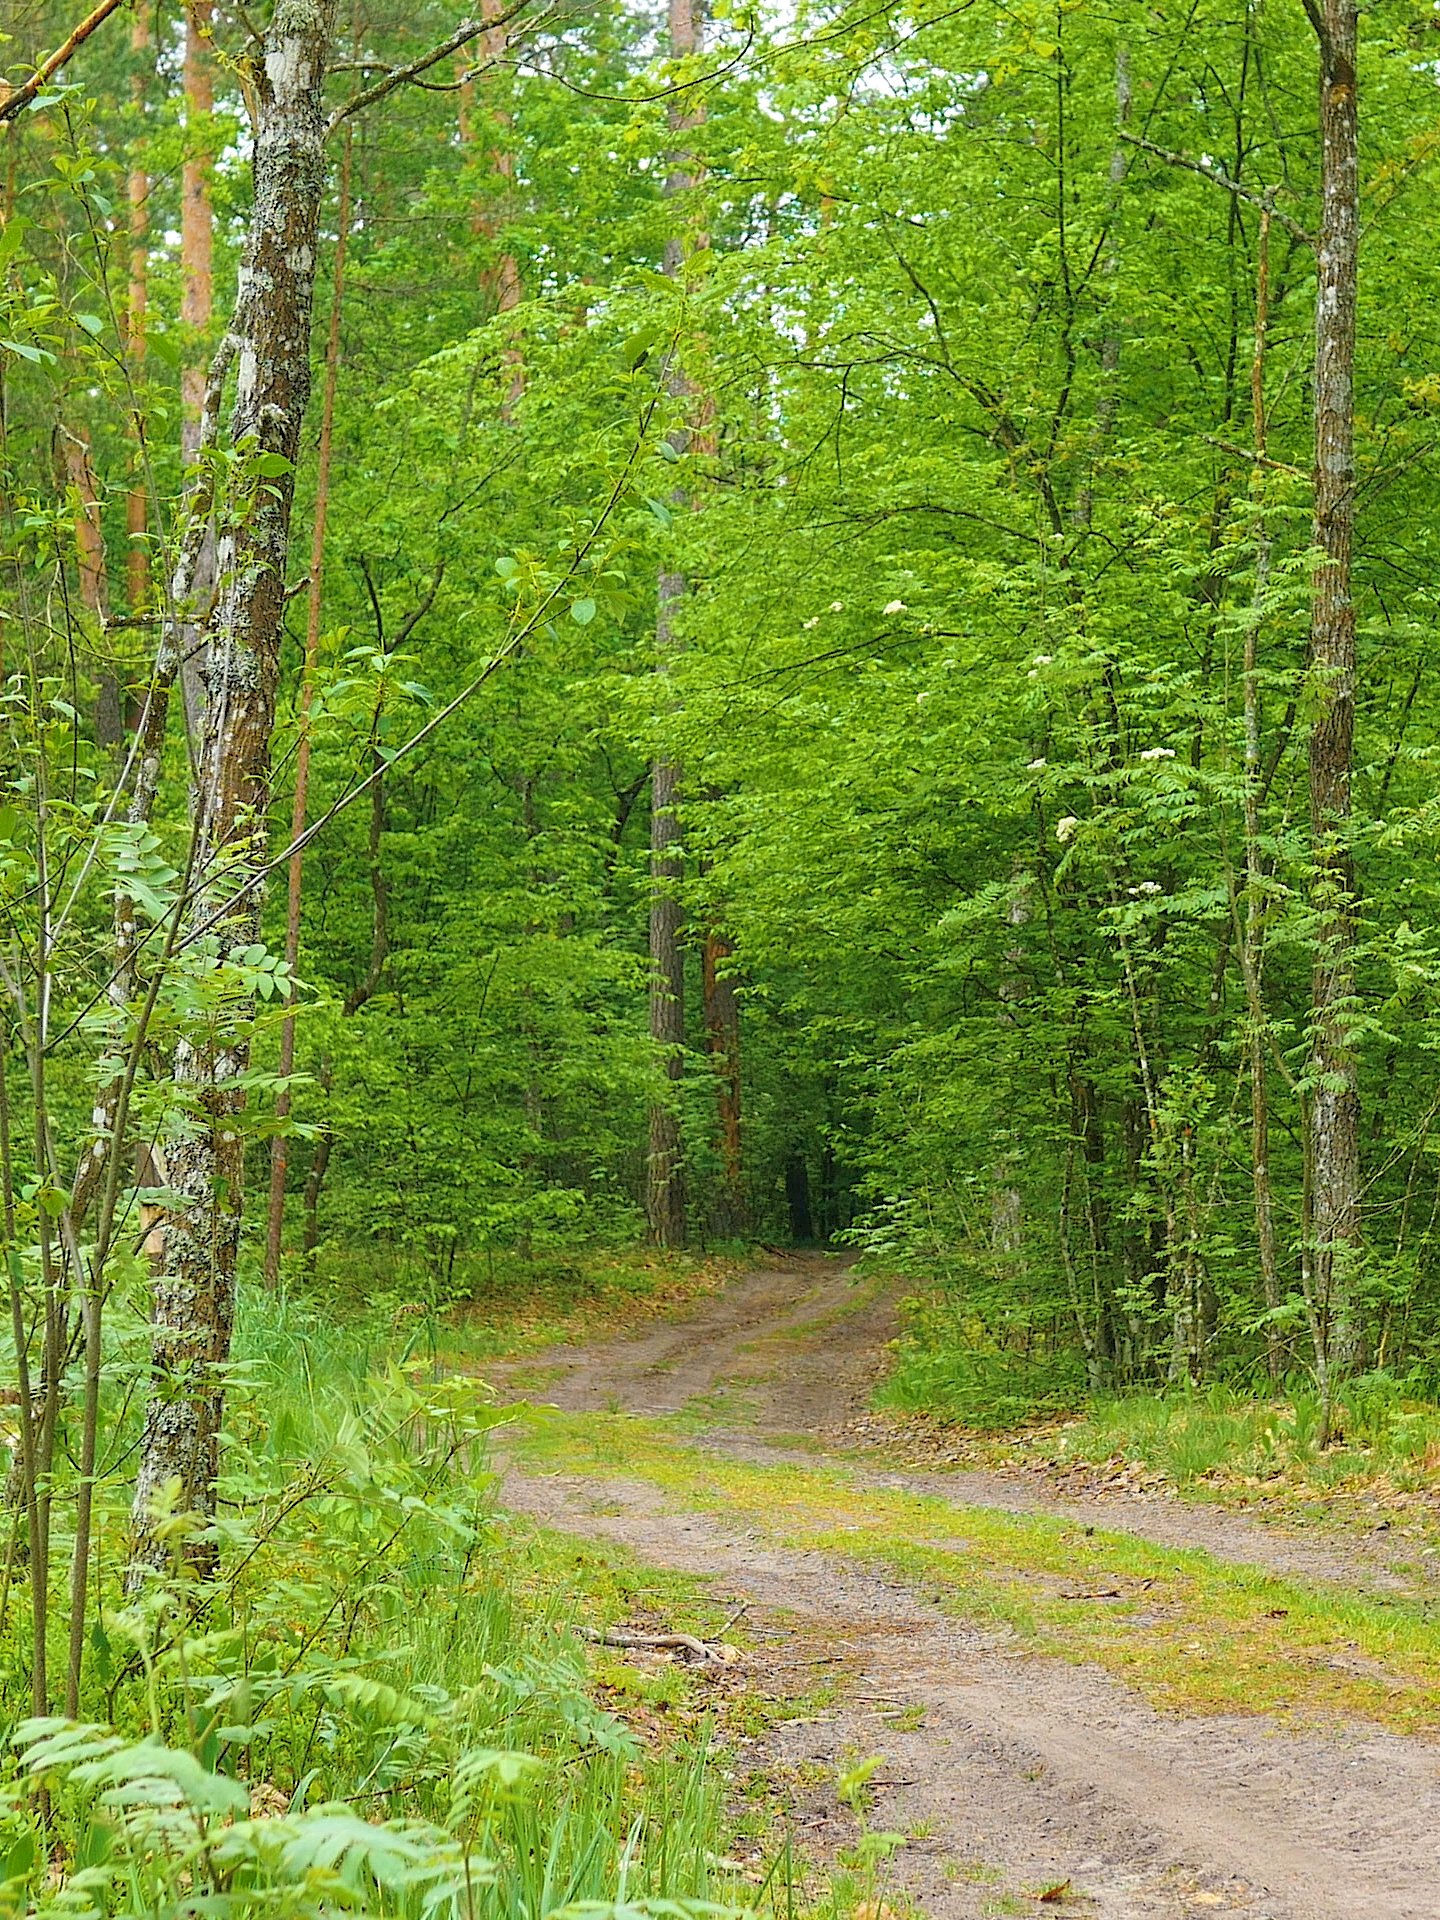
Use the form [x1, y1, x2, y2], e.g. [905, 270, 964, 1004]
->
[178, 1, 216, 759]
[785, 1154, 813, 1244]
[1243, 205, 1286, 1384]
[702, 926, 745, 1237]
[59, 428, 110, 624]
[131, 0, 336, 1577]
[481, 0, 523, 407]
[1307, 0, 1364, 1377]
[124, 2, 150, 620]
[265, 119, 353, 1286]
[647, 736, 686, 1246]
[645, 0, 705, 1250]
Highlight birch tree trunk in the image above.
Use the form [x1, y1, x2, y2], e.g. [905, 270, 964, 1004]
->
[264, 119, 353, 1286]
[1306, 0, 1364, 1378]
[131, 0, 336, 1575]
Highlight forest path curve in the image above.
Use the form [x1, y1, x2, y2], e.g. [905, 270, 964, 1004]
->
[493, 1255, 1425, 1595]
[491, 1256, 1440, 1920]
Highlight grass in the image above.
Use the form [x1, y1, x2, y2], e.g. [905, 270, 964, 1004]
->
[505, 1406, 1440, 1738]
[1048, 1377, 1440, 1494]
[0, 1284, 777, 1918]
[362, 1246, 750, 1367]
[864, 1344, 1440, 1558]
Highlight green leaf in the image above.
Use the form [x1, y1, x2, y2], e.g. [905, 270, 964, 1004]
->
[570, 599, 597, 626]
[73, 312, 104, 337]
[1, 1832, 34, 1886]
[620, 325, 663, 370]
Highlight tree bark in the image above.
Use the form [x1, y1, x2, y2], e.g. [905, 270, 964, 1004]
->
[1307, 0, 1364, 1376]
[702, 926, 745, 1236]
[178, 1, 216, 758]
[645, 0, 705, 1249]
[647, 733, 686, 1246]
[124, 2, 150, 620]
[458, 0, 522, 411]
[481, 0, 523, 404]
[265, 118, 353, 1286]
[131, 0, 336, 1576]
[59, 428, 110, 624]
[1243, 205, 1285, 1383]
[58, 426, 123, 747]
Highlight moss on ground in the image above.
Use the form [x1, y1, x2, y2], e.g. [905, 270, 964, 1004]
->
[508, 1408, 1440, 1738]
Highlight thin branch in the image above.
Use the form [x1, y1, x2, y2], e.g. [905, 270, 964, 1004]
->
[326, 1, 547, 133]
[507, 27, 755, 104]
[1202, 434, 1306, 478]
[1119, 131, 1313, 246]
[0, 0, 128, 122]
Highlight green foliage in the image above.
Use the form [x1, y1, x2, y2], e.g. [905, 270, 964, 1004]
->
[0, 1291, 732, 1917]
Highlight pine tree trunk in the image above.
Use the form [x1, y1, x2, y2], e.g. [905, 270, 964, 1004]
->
[131, 0, 336, 1577]
[1307, 0, 1363, 1376]
[124, 3, 150, 620]
[58, 426, 122, 748]
[178, 1, 216, 757]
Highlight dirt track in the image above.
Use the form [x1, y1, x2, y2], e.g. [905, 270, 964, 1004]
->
[495, 1255, 1440, 1920]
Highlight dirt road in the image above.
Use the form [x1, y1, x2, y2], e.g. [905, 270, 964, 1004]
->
[495, 1256, 1440, 1920]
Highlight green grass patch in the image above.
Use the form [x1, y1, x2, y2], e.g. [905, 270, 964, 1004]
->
[876, 1342, 1087, 1430]
[309, 1244, 747, 1367]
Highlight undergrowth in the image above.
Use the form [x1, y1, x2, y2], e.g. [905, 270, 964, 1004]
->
[0, 1287, 749, 1918]
[1038, 1376, 1440, 1493]
[875, 1280, 1440, 1512]
[311, 1245, 748, 1366]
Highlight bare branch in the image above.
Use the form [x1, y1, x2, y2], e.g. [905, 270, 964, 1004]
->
[326, 0, 547, 133]
[1202, 434, 1306, 479]
[0, 0, 128, 122]
[1119, 131, 1313, 247]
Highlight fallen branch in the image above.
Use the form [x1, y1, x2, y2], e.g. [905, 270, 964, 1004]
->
[578, 1624, 738, 1667]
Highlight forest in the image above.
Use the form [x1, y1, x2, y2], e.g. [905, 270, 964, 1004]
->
[2, 0, 1440, 1914]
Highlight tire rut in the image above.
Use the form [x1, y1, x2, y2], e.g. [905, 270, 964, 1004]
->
[493, 1257, 1440, 1919]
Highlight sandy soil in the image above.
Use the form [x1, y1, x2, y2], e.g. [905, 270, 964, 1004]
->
[493, 1255, 1440, 1919]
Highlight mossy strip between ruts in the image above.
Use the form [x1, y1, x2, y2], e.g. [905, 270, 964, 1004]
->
[507, 1408, 1440, 1737]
